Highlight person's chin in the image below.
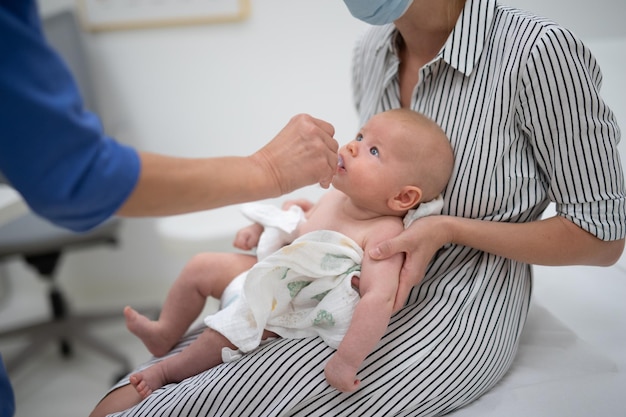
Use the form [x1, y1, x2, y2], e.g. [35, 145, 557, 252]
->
[330, 176, 342, 189]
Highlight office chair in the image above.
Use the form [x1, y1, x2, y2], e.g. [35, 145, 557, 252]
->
[0, 214, 152, 379]
[0, 9, 158, 381]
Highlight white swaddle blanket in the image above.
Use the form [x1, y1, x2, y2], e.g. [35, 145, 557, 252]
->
[205, 198, 444, 359]
[205, 229, 363, 353]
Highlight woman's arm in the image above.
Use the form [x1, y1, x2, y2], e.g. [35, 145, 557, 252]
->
[447, 215, 624, 267]
[371, 214, 625, 311]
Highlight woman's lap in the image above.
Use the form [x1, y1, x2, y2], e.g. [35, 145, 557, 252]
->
[102, 252, 532, 416]
[105, 299, 520, 417]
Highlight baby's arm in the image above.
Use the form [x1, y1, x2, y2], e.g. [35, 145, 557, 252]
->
[282, 198, 315, 213]
[234, 199, 315, 252]
[233, 223, 264, 251]
[324, 226, 403, 392]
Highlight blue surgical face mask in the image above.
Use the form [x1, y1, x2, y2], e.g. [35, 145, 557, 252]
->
[343, 0, 414, 25]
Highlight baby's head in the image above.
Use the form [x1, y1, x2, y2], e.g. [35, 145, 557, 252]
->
[333, 109, 454, 217]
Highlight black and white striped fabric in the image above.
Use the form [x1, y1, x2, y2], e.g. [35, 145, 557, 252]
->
[109, 1, 624, 416]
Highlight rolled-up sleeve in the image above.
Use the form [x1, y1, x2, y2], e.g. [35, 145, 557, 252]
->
[0, 2, 140, 232]
[518, 25, 625, 241]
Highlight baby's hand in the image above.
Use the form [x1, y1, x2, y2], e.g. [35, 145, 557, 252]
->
[324, 353, 360, 393]
[282, 198, 314, 213]
[233, 223, 264, 251]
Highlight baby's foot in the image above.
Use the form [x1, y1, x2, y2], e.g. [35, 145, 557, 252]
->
[129, 373, 153, 399]
[129, 367, 166, 400]
[124, 306, 173, 357]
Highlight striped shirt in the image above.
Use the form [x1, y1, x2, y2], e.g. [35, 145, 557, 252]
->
[112, 1, 625, 416]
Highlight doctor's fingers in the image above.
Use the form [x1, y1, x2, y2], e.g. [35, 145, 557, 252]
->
[274, 113, 336, 149]
[294, 121, 338, 189]
[305, 116, 339, 189]
[271, 114, 338, 191]
[296, 114, 339, 174]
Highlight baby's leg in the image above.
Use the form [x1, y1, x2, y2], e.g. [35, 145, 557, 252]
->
[126, 252, 256, 357]
[129, 327, 236, 399]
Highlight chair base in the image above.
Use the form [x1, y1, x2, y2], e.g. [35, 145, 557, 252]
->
[0, 306, 160, 380]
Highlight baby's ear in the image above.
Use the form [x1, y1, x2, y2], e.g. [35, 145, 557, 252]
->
[388, 186, 422, 212]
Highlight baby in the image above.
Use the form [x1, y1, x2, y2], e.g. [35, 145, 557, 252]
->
[124, 108, 454, 400]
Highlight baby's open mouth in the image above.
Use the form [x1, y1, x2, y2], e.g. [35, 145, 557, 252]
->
[337, 155, 345, 170]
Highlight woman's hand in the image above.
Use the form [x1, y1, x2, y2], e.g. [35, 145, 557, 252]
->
[370, 213, 625, 311]
[369, 215, 452, 312]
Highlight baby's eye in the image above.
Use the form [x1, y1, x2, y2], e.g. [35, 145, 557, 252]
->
[370, 147, 379, 157]
[355, 134, 363, 142]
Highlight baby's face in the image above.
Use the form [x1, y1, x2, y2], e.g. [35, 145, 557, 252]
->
[332, 112, 418, 211]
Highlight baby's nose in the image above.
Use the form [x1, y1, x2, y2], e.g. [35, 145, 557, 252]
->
[347, 141, 358, 155]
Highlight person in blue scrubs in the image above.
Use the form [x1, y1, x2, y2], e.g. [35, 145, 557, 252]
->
[0, 1, 338, 415]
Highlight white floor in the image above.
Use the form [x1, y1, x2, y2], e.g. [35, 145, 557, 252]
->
[2, 320, 147, 417]
[1, 257, 625, 417]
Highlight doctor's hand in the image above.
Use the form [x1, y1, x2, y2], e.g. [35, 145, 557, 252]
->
[252, 114, 338, 194]
[369, 215, 452, 312]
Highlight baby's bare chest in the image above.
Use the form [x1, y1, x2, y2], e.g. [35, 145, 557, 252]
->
[298, 208, 370, 248]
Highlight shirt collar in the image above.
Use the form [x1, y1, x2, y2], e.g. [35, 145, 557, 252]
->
[375, 0, 497, 76]
[442, 0, 497, 76]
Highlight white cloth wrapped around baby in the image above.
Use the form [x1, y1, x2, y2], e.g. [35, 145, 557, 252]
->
[206, 228, 363, 355]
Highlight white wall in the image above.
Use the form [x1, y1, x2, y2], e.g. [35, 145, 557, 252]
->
[21, 0, 626, 310]
[77, 1, 367, 155]
[508, 0, 626, 39]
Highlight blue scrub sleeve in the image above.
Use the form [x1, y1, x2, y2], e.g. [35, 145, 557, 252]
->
[0, 1, 140, 232]
[0, 355, 14, 417]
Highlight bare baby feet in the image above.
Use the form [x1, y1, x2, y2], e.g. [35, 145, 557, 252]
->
[129, 367, 167, 400]
[129, 373, 153, 399]
[124, 306, 174, 357]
